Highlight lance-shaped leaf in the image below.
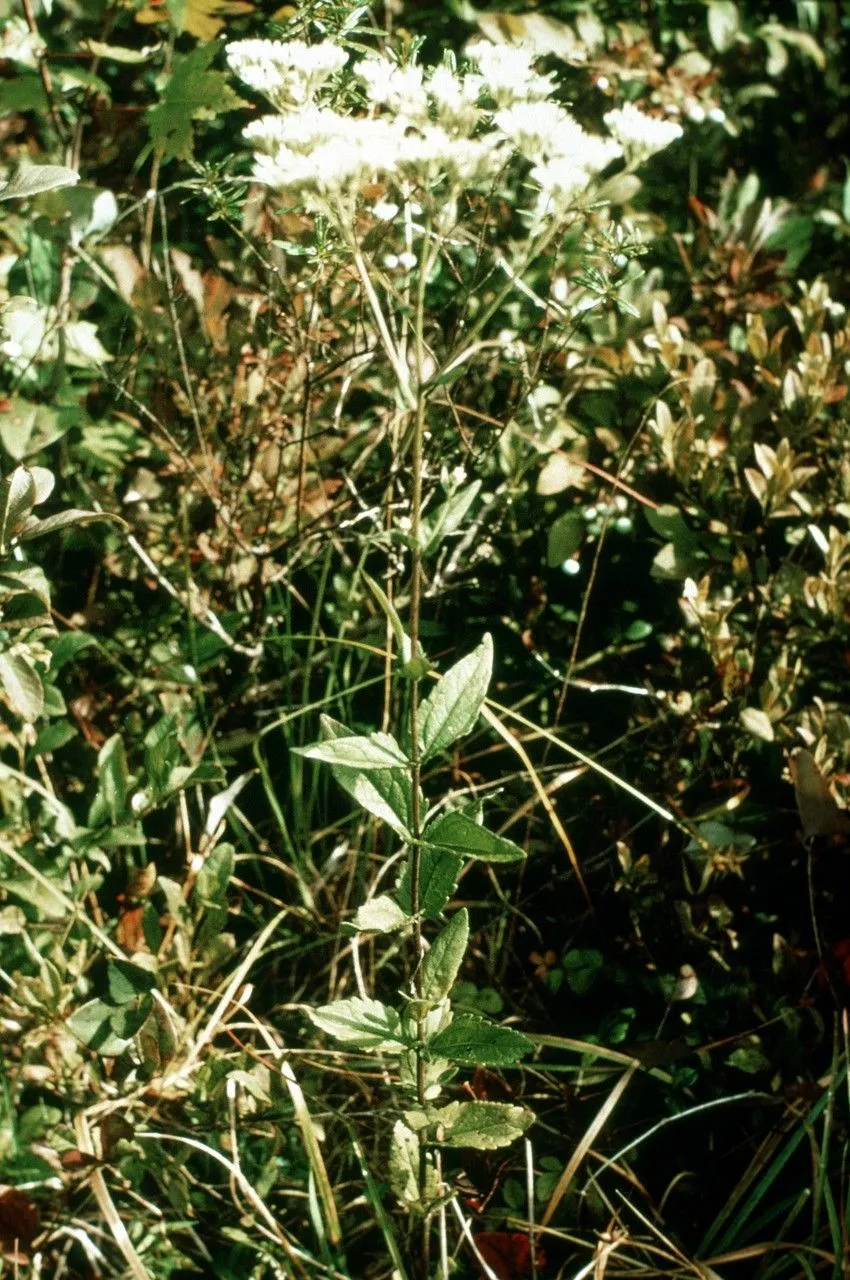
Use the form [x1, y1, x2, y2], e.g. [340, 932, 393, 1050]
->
[422, 909, 469, 1004]
[430, 1100, 534, 1150]
[309, 996, 409, 1051]
[18, 509, 126, 542]
[0, 165, 79, 202]
[319, 715, 415, 838]
[425, 810, 525, 863]
[416, 634, 492, 762]
[426, 1015, 533, 1067]
[0, 652, 44, 722]
[0, 467, 36, 554]
[295, 728, 409, 771]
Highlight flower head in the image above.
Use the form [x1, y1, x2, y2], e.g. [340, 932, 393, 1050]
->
[465, 39, 554, 105]
[603, 103, 683, 159]
[427, 64, 482, 135]
[357, 55, 428, 122]
[226, 39, 348, 110]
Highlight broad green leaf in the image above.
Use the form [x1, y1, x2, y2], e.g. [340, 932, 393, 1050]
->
[107, 959, 157, 1005]
[427, 1015, 533, 1067]
[422, 909, 469, 1004]
[196, 842, 235, 904]
[0, 165, 79, 201]
[351, 895, 410, 934]
[320, 715, 415, 837]
[388, 1119, 441, 1209]
[0, 399, 70, 459]
[89, 734, 130, 827]
[144, 713, 180, 794]
[309, 997, 408, 1050]
[547, 511, 584, 568]
[561, 948, 604, 996]
[416, 634, 493, 762]
[0, 652, 44, 721]
[396, 847, 463, 919]
[0, 467, 36, 553]
[425, 810, 525, 863]
[296, 728, 409, 771]
[431, 1100, 534, 1150]
[67, 997, 151, 1056]
[146, 42, 246, 163]
[0, 563, 51, 609]
[422, 480, 481, 554]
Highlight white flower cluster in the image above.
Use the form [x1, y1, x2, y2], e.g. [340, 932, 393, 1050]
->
[225, 37, 686, 216]
[603, 103, 684, 160]
[226, 39, 348, 110]
[465, 39, 554, 105]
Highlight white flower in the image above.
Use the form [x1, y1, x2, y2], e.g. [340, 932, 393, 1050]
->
[0, 16, 44, 67]
[530, 156, 591, 209]
[494, 101, 574, 159]
[372, 199, 400, 221]
[427, 64, 481, 135]
[465, 39, 554, 105]
[357, 55, 428, 121]
[394, 126, 501, 189]
[244, 108, 352, 154]
[604, 103, 683, 158]
[226, 39, 348, 110]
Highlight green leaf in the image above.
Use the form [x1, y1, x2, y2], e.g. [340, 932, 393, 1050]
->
[416, 634, 492, 762]
[309, 997, 409, 1051]
[350, 895, 410, 934]
[427, 1015, 533, 1067]
[107, 959, 157, 1005]
[0, 73, 49, 115]
[0, 563, 51, 609]
[432, 1100, 534, 1150]
[0, 164, 79, 201]
[320, 715, 415, 837]
[89, 734, 130, 827]
[547, 511, 584, 568]
[67, 997, 151, 1057]
[0, 652, 44, 721]
[396, 847, 462, 919]
[422, 909, 469, 1004]
[0, 467, 37, 554]
[424, 810, 525, 863]
[296, 728, 409, 771]
[561, 948, 604, 996]
[196, 842, 234, 904]
[0, 399, 71, 459]
[144, 713, 180, 794]
[18, 509, 125, 542]
[389, 1119, 441, 1209]
[422, 480, 481, 554]
[146, 42, 246, 163]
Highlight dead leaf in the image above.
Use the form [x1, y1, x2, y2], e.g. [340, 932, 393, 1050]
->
[136, 0, 254, 41]
[791, 749, 850, 841]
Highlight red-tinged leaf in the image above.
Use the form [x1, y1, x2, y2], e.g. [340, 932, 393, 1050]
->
[475, 1231, 545, 1280]
[0, 1187, 41, 1253]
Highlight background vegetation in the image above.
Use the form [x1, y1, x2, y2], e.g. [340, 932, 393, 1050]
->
[2, 0, 850, 1277]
